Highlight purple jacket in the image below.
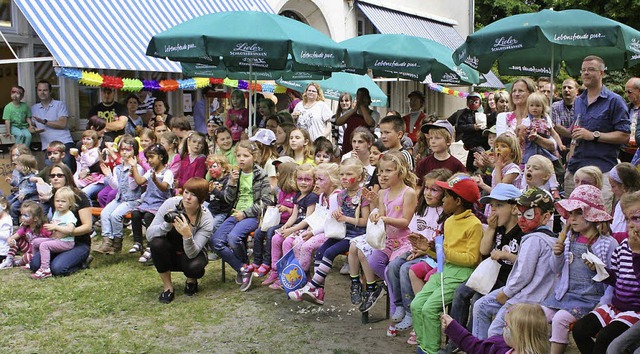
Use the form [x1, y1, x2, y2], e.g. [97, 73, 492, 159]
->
[445, 320, 512, 354]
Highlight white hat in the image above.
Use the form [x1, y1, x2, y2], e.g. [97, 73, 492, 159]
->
[249, 128, 276, 146]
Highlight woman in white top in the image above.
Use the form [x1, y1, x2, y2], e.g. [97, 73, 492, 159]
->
[292, 83, 333, 143]
[495, 77, 537, 136]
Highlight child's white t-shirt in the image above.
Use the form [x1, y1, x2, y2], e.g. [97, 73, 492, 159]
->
[0, 213, 13, 255]
[409, 206, 443, 241]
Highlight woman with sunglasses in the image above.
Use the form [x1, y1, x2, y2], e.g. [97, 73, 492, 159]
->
[28, 163, 93, 276]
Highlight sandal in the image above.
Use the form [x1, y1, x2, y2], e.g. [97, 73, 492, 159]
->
[138, 248, 151, 263]
[128, 242, 142, 254]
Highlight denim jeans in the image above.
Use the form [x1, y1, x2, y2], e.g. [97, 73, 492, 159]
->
[252, 223, 282, 266]
[386, 252, 424, 312]
[82, 183, 105, 204]
[450, 280, 482, 330]
[10, 126, 32, 147]
[211, 216, 258, 272]
[607, 321, 640, 354]
[100, 200, 140, 239]
[30, 242, 90, 276]
[472, 288, 505, 339]
[210, 213, 227, 233]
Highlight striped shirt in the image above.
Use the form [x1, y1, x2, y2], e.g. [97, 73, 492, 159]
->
[607, 239, 640, 312]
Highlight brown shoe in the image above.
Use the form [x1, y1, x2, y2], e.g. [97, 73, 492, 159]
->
[112, 237, 123, 254]
[95, 237, 114, 254]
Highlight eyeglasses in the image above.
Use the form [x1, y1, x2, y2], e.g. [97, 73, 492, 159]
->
[119, 146, 133, 152]
[49, 173, 65, 179]
[296, 177, 314, 183]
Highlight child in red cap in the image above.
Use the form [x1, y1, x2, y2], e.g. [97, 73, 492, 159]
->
[410, 174, 483, 354]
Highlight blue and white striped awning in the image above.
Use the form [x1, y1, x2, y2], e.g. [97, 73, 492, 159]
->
[357, 1, 504, 88]
[15, 0, 274, 73]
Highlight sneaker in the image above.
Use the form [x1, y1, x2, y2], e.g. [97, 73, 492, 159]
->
[128, 242, 142, 254]
[235, 272, 243, 285]
[158, 289, 175, 304]
[386, 324, 398, 337]
[359, 283, 386, 312]
[287, 283, 310, 302]
[81, 255, 94, 269]
[139, 248, 151, 263]
[350, 281, 363, 305]
[31, 268, 52, 279]
[268, 279, 282, 290]
[407, 330, 417, 345]
[302, 286, 324, 305]
[184, 281, 198, 296]
[261, 270, 278, 285]
[21, 264, 32, 271]
[339, 261, 350, 275]
[253, 264, 271, 277]
[0, 257, 13, 269]
[391, 306, 405, 322]
[396, 313, 413, 331]
[239, 267, 253, 292]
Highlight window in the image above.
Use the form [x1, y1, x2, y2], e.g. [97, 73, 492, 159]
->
[0, 0, 12, 27]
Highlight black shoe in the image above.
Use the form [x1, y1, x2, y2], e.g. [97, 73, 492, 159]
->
[359, 283, 386, 312]
[81, 255, 94, 269]
[158, 289, 175, 304]
[350, 281, 363, 305]
[184, 281, 198, 296]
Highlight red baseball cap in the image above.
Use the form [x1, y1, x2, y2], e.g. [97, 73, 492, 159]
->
[435, 175, 480, 204]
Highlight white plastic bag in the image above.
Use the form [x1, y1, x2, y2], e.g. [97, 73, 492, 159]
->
[260, 206, 281, 231]
[305, 203, 329, 235]
[324, 216, 347, 240]
[466, 258, 501, 295]
[366, 211, 386, 250]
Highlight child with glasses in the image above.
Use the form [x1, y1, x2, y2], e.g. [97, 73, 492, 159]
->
[95, 135, 145, 255]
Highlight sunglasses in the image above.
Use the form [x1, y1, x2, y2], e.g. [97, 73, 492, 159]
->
[49, 173, 65, 179]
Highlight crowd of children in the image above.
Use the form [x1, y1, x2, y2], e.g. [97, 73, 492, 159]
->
[2, 84, 640, 354]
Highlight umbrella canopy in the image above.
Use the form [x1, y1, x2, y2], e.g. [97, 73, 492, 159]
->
[453, 9, 640, 76]
[146, 11, 347, 72]
[277, 72, 388, 107]
[181, 62, 329, 81]
[340, 34, 482, 85]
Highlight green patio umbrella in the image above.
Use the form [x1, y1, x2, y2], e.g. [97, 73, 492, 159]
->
[276, 72, 388, 107]
[453, 9, 640, 77]
[146, 11, 347, 72]
[340, 34, 482, 85]
[181, 62, 329, 81]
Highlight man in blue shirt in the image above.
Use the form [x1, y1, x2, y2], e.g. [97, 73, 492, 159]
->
[566, 55, 630, 210]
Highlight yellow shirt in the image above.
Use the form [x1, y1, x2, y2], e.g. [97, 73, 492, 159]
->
[443, 209, 483, 267]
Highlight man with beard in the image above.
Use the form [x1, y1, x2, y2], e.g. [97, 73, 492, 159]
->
[88, 87, 128, 140]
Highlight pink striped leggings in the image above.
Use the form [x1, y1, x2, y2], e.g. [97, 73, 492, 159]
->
[7, 237, 34, 265]
[292, 233, 328, 271]
[270, 231, 296, 270]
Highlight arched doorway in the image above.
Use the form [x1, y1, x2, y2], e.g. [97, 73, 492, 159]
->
[277, 0, 331, 38]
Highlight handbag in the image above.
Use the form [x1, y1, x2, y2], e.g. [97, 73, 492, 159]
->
[305, 192, 339, 235]
[276, 249, 307, 292]
[466, 258, 501, 295]
[260, 206, 281, 231]
[365, 212, 386, 250]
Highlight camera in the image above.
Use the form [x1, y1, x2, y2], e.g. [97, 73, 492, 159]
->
[164, 202, 186, 223]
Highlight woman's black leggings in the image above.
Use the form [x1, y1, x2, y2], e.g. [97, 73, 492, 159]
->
[149, 228, 207, 279]
[572, 313, 629, 354]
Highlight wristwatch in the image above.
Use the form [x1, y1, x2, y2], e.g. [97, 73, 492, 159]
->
[593, 131, 601, 142]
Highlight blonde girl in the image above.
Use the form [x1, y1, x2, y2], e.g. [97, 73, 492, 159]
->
[609, 163, 640, 243]
[286, 127, 315, 165]
[543, 184, 618, 354]
[210, 140, 274, 292]
[267, 163, 318, 290]
[291, 162, 341, 273]
[97, 135, 145, 254]
[350, 152, 418, 313]
[387, 169, 452, 336]
[214, 126, 236, 166]
[521, 92, 561, 165]
[442, 303, 550, 354]
[288, 158, 371, 305]
[573, 165, 603, 190]
[481, 132, 522, 194]
[74, 130, 104, 200]
[7, 154, 38, 224]
[136, 127, 156, 171]
[252, 162, 298, 282]
[31, 187, 77, 279]
[177, 131, 208, 189]
[160, 131, 181, 179]
[226, 89, 249, 142]
[0, 201, 51, 269]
